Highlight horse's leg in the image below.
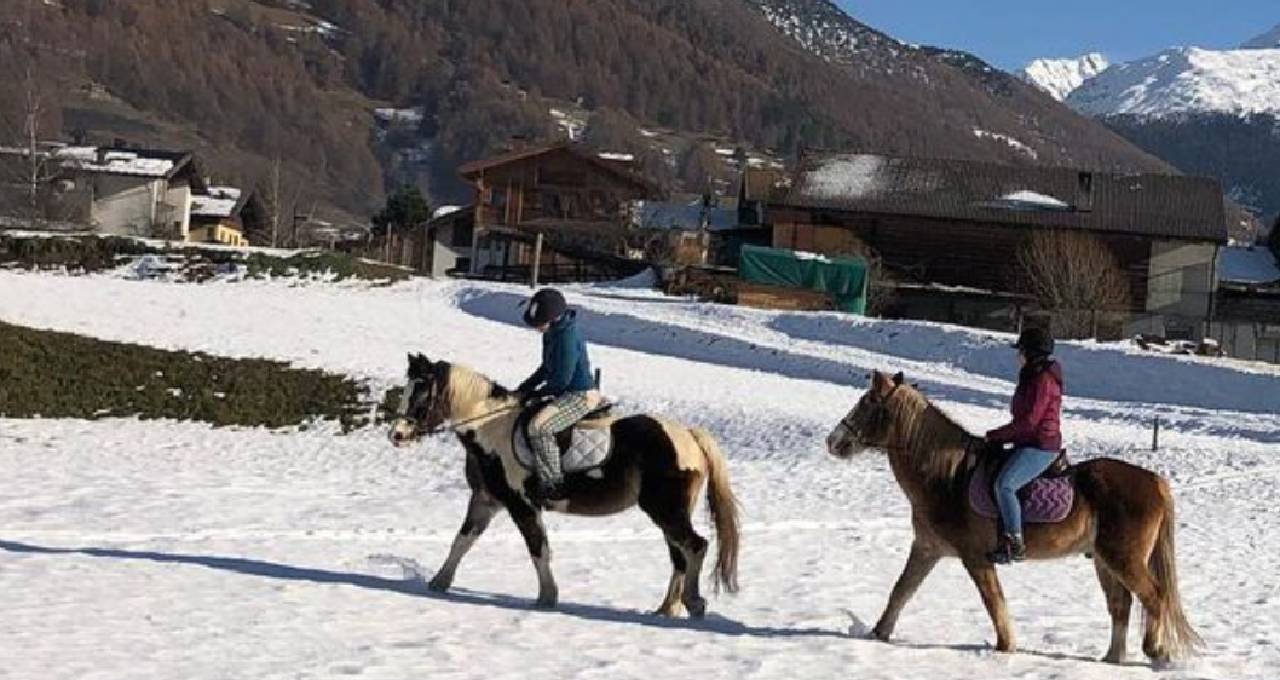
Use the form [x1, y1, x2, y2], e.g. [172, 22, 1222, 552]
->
[639, 474, 708, 619]
[654, 543, 687, 617]
[872, 540, 940, 641]
[961, 558, 1016, 653]
[1094, 559, 1133, 663]
[429, 491, 500, 592]
[508, 501, 558, 608]
[1101, 550, 1164, 660]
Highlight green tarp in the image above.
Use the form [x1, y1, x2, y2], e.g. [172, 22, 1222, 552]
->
[739, 245, 868, 314]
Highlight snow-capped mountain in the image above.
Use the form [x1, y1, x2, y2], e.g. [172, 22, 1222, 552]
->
[1067, 46, 1280, 118]
[1019, 53, 1110, 101]
[1241, 24, 1280, 49]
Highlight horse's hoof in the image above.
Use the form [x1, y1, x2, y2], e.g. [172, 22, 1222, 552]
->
[652, 604, 683, 618]
[871, 626, 892, 642]
[684, 598, 707, 619]
[995, 641, 1016, 654]
[1101, 653, 1125, 665]
[535, 591, 558, 609]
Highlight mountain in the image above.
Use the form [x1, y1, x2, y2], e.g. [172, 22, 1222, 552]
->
[1020, 53, 1110, 101]
[1025, 36, 1280, 232]
[1067, 47, 1280, 118]
[1241, 24, 1280, 49]
[1, 0, 1172, 225]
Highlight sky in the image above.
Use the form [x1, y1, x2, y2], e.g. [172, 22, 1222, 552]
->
[838, 1, 1280, 69]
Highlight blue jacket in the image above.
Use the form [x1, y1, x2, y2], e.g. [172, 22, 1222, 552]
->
[518, 310, 594, 398]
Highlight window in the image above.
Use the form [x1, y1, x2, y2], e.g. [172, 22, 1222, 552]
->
[450, 223, 474, 248]
[488, 187, 507, 209]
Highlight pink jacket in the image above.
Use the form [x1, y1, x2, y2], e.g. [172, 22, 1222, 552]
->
[986, 359, 1063, 451]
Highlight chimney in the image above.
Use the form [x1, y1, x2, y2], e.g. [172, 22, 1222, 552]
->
[1076, 172, 1094, 212]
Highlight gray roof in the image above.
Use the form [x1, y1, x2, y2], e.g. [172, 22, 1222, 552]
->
[783, 153, 1228, 243]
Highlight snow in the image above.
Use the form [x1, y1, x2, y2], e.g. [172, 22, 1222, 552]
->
[374, 108, 424, 125]
[1019, 53, 1110, 101]
[190, 187, 243, 219]
[972, 129, 1039, 160]
[1218, 246, 1280, 284]
[597, 152, 635, 162]
[433, 205, 464, 220]
[55, 147, 176, 178]
[1, 271, 1279, 679]
[550, 108, 586, 142]
[801, 155, 886, 201]
[1067, 46, 1280, 118]
[997, 190, 1071, 210]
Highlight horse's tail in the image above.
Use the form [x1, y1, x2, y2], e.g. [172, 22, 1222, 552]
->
[691, 427, 740, 594]
[1148, 479, 1202, 659]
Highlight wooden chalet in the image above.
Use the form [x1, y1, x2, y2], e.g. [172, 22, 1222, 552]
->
[189, 186, 265, 247]
[457, 143, 661, 282]
[758, 152, 1230, 336]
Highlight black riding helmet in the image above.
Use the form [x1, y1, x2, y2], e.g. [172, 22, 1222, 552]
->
[523, 288, 567, 327]
[1012, 326, 1055, 358]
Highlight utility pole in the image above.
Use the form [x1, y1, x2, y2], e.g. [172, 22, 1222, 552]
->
[531, 233, 544, 288]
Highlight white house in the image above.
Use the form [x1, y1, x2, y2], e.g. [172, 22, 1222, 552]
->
[54, 146, 205, 239]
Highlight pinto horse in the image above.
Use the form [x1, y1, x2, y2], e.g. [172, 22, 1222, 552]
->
[827, 370, 1201, 664]
[388, 354, 740, 617]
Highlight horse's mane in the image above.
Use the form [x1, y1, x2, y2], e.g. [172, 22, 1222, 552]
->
[444, 362, 515, 414]
[883, 386, 976, 483]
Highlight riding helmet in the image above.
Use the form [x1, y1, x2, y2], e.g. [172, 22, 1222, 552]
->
[523, 288, 567, 327]
[1012, 326, 1055, 358]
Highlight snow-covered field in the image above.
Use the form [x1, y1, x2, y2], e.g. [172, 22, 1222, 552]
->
[1, 271, 1277, 679]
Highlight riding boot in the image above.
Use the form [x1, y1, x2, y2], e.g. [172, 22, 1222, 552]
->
[987, 533, 1026, 564]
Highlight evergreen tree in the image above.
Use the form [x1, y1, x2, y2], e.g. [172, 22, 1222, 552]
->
[372, 185, 431, 236]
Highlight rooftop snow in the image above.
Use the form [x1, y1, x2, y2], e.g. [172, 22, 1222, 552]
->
[56, 148, 178, 178]
[1219, 246, 1280, 284]
[801, 155, 887, 200]
[432, 205, 463, 219]
[996, 190, 1071, 210]
[598, 152, 635, 162]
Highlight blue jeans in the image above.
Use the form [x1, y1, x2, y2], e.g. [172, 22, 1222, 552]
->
[994, 447, 1058, 538]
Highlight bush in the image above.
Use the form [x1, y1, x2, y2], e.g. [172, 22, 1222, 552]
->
[0, 233, 411, 283]
[0, 321, 379, 431]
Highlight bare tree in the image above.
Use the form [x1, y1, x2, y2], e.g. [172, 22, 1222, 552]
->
[1018, 230, 1131, 338]
[0, 0, 65, 226]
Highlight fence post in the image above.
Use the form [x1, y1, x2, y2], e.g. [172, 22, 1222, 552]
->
[1152, 415, 1161, 451]
[594, 368, 602, 389]
[531, 233, 543, 289]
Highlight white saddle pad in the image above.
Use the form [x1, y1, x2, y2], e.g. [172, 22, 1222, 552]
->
[514, 425, 613, 474]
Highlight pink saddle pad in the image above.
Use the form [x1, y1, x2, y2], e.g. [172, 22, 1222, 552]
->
[968, 464, 1075, 524]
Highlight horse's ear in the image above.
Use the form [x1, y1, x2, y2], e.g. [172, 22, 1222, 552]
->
[870, 370, 890, 392]
[892, 372, 905, 386]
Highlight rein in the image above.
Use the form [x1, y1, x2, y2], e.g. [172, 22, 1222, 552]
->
[426, 403, 521, 436]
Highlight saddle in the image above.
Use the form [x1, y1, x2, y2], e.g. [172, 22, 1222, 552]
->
[968, 448, 1076, 524]
[512, 399, 616, 475]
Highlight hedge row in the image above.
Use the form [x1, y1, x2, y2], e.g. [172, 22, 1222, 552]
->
[0, 321, 378, 431]
[0, 233, 411, 283]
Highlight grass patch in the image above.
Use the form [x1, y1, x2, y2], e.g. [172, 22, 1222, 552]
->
[0, 321, 378, 431]
[0, 233, 412, 283]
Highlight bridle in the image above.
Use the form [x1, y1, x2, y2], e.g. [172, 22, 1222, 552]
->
[396, 378, 520, 437]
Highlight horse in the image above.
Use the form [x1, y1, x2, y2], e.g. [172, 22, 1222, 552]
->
[826, 370, 1201, 664]
[388, 353, 740, 617]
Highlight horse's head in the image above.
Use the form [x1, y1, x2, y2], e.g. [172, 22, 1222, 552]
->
[388, 353, 451, 447]
[827, 370, 905, 459]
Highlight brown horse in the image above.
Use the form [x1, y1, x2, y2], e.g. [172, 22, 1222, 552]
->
[388, 354, 740, 617]
[827, 370, 1201, 664]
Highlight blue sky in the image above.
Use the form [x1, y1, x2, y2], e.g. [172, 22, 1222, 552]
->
[838, 1, 1279, 69]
